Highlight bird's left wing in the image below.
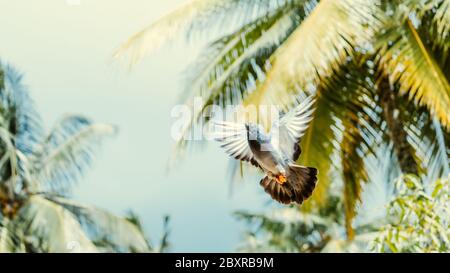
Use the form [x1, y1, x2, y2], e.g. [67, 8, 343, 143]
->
[212, 120, 259, 167]
[272, 95, 315, 161]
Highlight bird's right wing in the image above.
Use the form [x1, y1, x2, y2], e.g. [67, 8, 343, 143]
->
[211, 120, 259, 167]
[271, 95, 315, 160]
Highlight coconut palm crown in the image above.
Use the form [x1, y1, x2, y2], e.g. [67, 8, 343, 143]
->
[116, 0, 450, 238]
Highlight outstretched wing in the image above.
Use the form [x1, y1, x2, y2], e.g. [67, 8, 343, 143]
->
[272, 95, 315, 161]
[212, 121, 259, 167]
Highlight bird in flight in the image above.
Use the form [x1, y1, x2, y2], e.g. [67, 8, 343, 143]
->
[212, 96, 317, 205]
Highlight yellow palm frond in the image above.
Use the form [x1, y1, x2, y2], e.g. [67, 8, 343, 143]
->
[244, 0, 381, 109]
[376, 19, 450, 129]
[114, 0, 289, 67]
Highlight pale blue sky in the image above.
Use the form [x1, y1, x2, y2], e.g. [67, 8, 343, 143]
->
[0, 0, 284, 252]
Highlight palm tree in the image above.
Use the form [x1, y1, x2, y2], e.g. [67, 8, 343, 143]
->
[116, 0, 449, 238]
[0, 63, 150, 253]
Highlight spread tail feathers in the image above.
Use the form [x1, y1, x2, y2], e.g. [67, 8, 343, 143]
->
[260, 165, 318, 205]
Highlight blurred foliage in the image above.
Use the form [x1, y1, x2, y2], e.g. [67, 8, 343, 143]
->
[235, 196, 345, 252]
[125, 211, 172, 253]
[373, 175, 449, 253]
[235, 175, 449, 253]
[0, 62, 154, 253]
[235, 196, 380, 253]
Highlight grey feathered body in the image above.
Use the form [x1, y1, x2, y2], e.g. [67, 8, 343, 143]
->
[247, 128, 290, 176]
[213, 95, 318, 205]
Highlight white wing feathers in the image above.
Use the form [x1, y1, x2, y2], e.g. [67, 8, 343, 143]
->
[211, 95, 315, 164]
[211, 121, 258, 165]
[272, 95, 316, 160]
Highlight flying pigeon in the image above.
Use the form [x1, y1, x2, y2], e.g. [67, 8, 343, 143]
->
[212, 96, 318, 205]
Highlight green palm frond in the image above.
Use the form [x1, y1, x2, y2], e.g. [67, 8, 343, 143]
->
[296, 56, 383, 237]
[341, 117, 368, 240]
[296, 94, 335, 209]
[376, 18, 450, 129]
[235, 208, 332, 252]
[114, 0, 294, 67]
[184, 4, 303, 102]
[300, 56, 381, 211]
[430, 0, 450, 54]
[0, 63, 44, 192]
[403, 106, 450, 181]
[49, 197, 150, 253]
[157, 215, 171, 253]
[125, 211, 171, 253]
[173, 3, 310, 149]
[244, 0, 382, 109]
[402, 0, 450, 54]
[12, 195, 98, 253]
[32, 116, 116, 194]
[0, 127, 21, 187]
[0, 219, 14, 252]
[0, 63, 43, 154]
[417, 122, 450, 182]
[0, 67, 4, 90]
